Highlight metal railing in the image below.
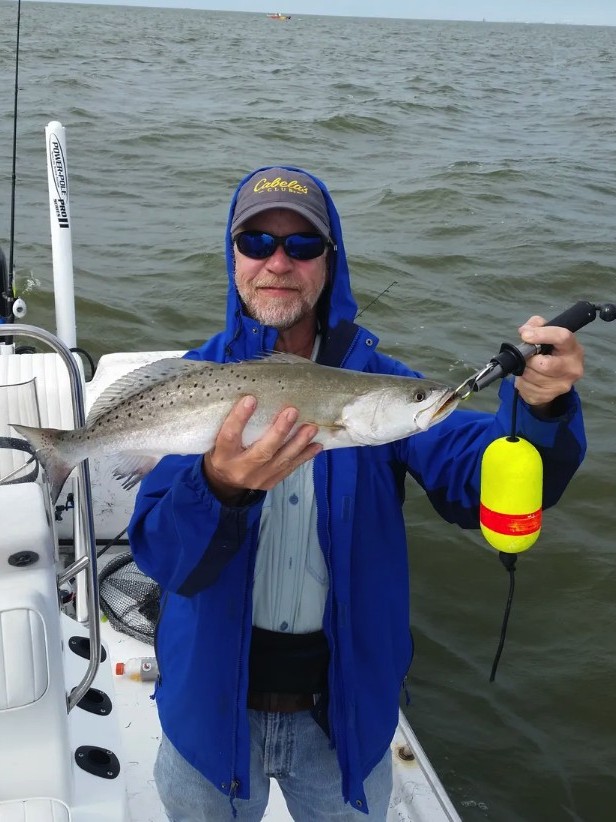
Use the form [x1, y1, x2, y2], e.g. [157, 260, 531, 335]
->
[0, 323, 100, 712]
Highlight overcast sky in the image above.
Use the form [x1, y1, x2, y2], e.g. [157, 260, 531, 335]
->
[33, 1, 616, 26]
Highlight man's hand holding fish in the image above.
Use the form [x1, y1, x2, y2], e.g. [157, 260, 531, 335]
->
[203, 399, 322, 503]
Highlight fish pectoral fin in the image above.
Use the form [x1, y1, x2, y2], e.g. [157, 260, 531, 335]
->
[339, 396, 384, 445]
[112, 453, 160, 491]
[311, 420, 357, 450]
[299, 419, 346, 431]
[323, 420, 347, 430]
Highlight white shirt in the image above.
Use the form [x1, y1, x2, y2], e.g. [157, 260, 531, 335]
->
[252, 462, 328, 633]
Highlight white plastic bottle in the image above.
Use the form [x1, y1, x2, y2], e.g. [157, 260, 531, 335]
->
[115, 656, 159, 682]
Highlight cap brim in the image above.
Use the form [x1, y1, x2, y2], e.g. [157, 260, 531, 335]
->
[231, 201, 330, 239]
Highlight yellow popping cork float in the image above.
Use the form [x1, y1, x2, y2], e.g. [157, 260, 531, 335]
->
[479, 435, 542, 553]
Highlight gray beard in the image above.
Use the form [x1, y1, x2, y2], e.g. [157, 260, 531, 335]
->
[234, 257, 327, 331]
[247, 300, 310, 330]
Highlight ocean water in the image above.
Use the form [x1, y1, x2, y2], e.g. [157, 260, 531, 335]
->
[1, 3, 616, 819]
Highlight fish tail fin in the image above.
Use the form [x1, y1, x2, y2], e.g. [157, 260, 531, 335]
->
[10, 423, 76, 505]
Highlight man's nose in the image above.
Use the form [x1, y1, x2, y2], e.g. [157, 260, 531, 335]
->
[266, 244, 293, 271]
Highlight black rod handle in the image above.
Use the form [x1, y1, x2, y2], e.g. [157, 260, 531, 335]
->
[474, 301, 601, 391]
[543, 300, 598, 338]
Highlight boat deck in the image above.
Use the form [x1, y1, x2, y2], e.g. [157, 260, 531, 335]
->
[101, 599, 460, 821]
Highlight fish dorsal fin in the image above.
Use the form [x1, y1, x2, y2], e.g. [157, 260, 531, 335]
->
[252, 351, 315, 366]
[87, 357, 204, 424]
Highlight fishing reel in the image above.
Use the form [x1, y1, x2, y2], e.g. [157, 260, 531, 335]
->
[12, 297, 26, 319]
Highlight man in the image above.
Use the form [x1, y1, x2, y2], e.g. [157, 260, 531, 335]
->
[128, 166, 586, 820]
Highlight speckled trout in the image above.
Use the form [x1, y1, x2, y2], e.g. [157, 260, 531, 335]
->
[12, 352, 458, 504]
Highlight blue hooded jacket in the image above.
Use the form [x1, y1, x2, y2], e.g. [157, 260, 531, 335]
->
[128, 166, 586, 813]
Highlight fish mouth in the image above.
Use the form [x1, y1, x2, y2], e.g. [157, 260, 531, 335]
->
[415, 388, 458, 431]
[433, 389, 459, 421]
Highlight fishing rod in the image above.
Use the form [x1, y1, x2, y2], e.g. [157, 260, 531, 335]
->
[2, 0, 81, 360]
[453, 300, 616, 400]
[1, 0, 23, 338]
[452, 298, 616, 680]
[0, 247, 10, 324]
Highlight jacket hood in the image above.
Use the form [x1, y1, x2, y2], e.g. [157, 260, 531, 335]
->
[223, 165, 358, 353]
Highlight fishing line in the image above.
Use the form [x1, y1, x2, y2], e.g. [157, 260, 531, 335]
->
[490, 388, 537, 682]
[509, 385, 519, 437]
[489, 551, 516, 682]
[489, 386, 521, 682]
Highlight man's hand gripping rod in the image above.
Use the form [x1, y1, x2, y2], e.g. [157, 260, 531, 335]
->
[454, 301, 616, 400]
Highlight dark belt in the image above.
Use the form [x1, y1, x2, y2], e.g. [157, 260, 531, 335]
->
[247, 691, 316, 713]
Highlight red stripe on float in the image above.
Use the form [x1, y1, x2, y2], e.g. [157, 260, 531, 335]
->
[480, 504, 542, 536]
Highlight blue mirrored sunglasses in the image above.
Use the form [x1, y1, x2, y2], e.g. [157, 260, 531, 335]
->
[234, 231, 329, 261]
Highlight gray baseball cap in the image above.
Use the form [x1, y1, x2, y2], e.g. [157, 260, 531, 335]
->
[231, 168, 330, 239]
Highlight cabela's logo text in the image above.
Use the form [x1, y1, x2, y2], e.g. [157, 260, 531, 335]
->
[253, 177, 309, 195]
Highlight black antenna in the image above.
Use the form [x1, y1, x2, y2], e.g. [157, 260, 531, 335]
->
[356, 280, 398, 319]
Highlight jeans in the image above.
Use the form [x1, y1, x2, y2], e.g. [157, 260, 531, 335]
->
[154, 709, 393, 820]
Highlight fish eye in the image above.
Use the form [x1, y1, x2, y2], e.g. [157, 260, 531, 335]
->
[414, 389, 426, 402]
